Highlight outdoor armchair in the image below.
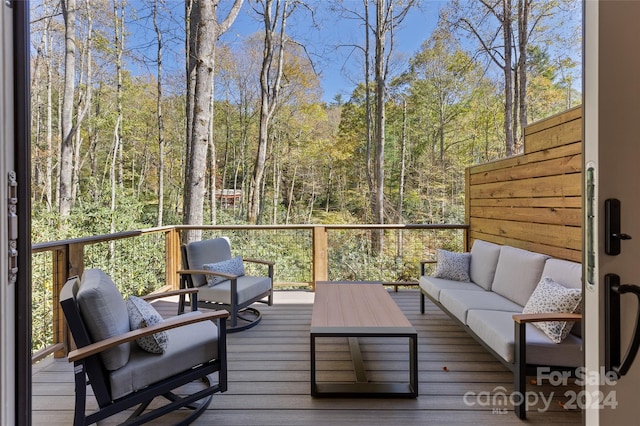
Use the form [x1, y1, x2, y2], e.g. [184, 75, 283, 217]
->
[179, 237, 274, 332]
[60, 268, 228, 425]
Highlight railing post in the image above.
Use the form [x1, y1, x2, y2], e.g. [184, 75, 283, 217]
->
[52, 247, 68, 358]
[165, 227, 181, 290]
[313, 226, 328, 290]
[68, 242, 85, 278]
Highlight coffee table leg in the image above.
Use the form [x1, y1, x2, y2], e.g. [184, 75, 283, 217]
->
[409, 334, 418, 397]
[310, 333, 317, 396]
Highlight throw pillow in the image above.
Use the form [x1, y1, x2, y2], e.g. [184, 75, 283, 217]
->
[433, 249, 471, 282]
[523, 277, 582, 343]
[203, 256, 245, 286]
[126, 296, 168, 354]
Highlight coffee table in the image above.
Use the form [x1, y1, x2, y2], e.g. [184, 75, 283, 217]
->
[310, 281, 418, 397]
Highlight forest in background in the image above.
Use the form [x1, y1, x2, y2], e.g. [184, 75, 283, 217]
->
[29, 0, 582, 244]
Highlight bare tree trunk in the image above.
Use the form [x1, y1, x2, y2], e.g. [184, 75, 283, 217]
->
[502, 0, 514, 156]
[398, 96, 407, 223]
[374, 0, 386, 224]
[363, 0, 374, 220]
[154, 0, 165, 226]
[517, 0, 530, 140]
[209, 98, 217, 225]
[183, 0, 244, 243]
[59, 0, 77, 218]
[248, 0, 289, 224]
[114, 0, 125, 190]
[45, 19, 53, 211]
[72, 0, 93, 207]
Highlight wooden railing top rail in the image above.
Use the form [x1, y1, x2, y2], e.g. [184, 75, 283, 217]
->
[32, 223, 469, 252]
[174, 223, 468, 230]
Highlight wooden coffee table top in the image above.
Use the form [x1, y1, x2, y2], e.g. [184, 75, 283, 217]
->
[311, 282, 414, 331]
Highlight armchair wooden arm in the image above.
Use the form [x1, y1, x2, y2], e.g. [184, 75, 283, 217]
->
[140, 288, 199, 303]
[68, 310, 229, 363]
[178, 268, 238, 280]
[243, 258, 275, 266]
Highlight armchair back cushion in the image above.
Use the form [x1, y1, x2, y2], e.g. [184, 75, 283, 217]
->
[76, 268, 131, 370]
[184, 237, 232, 287]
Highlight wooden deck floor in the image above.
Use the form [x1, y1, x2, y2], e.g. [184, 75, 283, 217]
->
[32, 289, 582, 425]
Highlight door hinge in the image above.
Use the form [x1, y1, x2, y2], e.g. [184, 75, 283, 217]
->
[8, 171, 18, 284]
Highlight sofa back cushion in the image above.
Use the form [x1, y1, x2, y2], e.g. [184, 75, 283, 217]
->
[491, 246, 549, 306]
[541, 258, 583, 337]
[469, 240, 502, 290]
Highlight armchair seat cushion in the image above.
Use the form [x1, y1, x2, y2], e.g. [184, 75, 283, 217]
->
[109, 311, 220, 400]
[196, 275, 272, 305]
[466, 309, 583, 366]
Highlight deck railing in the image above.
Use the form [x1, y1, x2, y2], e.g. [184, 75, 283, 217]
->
[31, 223, 468, 363]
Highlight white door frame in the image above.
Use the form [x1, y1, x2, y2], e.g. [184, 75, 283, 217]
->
[584, 0, 640, 424]
[0, 2, 17, 424]
[1, 1, 31, 424]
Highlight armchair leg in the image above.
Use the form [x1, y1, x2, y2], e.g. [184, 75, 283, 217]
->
[73, 363, 87, 426]
[514, 321, 527, 419]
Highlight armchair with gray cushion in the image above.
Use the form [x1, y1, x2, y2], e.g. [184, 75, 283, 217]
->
[60, 268, 228, 425]
[179, 237, 274, 332]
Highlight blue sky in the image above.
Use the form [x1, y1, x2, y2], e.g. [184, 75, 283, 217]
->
[216, 1, 444, 103]
[126, 1, 581, 103]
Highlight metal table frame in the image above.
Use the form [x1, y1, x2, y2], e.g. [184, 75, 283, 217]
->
[310, 282, 418, 398]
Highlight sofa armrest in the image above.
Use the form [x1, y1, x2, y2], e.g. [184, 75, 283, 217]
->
[513, 312, 582, 324]
[419, 260, 436, 276]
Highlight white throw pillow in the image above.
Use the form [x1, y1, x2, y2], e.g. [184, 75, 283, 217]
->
[433, 249, 471, 282]
[126, 296, 168, 354]
[523, 277, 582, 343]
[203, 256, 245, 286]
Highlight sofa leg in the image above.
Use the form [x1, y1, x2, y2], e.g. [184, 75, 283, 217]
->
[514, 321, 527, 419]
[420, 293, 425, 314]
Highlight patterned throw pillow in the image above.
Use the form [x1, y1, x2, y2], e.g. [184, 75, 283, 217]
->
[203, 256, 245, 286]
[433, 249, 471, 282]
[126, 296, 168, 354]
[523, 277, 582, 343]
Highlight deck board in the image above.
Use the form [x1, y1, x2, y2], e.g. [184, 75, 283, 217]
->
[32, 290, 582, 425]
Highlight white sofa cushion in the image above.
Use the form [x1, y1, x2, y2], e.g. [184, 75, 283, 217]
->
[439, 289, 522, 324]
[469, 240, 502, 290]
[491, 246, 549, 307]
[419, 276, 484, 302]
[467, 309, 583, 366]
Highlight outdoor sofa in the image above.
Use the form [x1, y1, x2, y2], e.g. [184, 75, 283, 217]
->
[419, 239, 583, 419]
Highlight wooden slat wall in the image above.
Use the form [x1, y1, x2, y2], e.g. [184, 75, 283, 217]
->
[466, 106, 582, 262]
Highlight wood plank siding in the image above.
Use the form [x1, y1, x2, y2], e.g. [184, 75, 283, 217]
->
[466, 106, 583, 262]
[32, 291, 581, 425]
